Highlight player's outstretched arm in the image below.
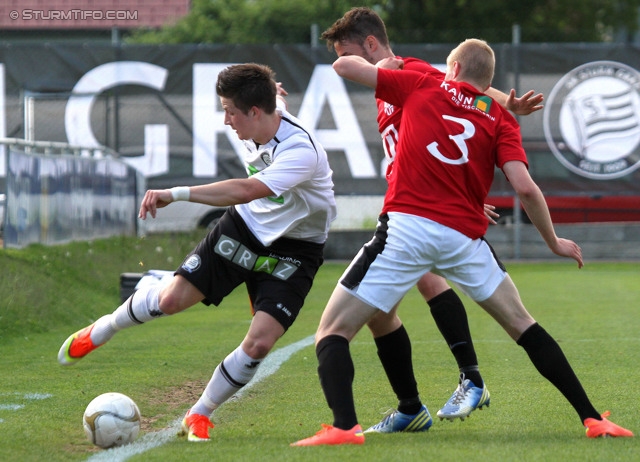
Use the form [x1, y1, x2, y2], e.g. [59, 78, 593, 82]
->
[139, 189, 173, 220]
[138, 178, 274, 220]
[505, 89, 544, 115]
[485, 87, 544, 115]
[333, 55, 391, 88]
[503, 161, 583, 268]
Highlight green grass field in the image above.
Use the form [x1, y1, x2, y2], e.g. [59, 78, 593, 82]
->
[0, 233, 638, 461]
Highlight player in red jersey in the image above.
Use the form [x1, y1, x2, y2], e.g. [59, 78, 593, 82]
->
[292, 38, 633, 446]
[319, 7, 543, 431]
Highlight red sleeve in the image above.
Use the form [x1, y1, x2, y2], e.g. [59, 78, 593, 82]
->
[376, 68, 424, 108]
[401, 57, 444, 78]
[495, 111, 529, 170]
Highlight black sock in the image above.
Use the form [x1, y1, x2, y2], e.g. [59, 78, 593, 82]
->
[316, 335, 358, 430]
[374, 325, 422, 415]
[429, 289, 483, 387]
[517, 323, 600, 422]
[459, 366, 482, 387]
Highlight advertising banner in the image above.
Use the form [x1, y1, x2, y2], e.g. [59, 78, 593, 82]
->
[0, 42, 638, 229]
[4, 148, 138, 248]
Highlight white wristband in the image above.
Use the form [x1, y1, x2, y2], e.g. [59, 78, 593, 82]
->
[170, 186, 190, 202]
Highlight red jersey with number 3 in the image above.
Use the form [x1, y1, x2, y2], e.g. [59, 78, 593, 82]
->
[376, 67, 528, 239]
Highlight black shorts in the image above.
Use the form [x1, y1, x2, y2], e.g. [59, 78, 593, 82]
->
[175, 207, 325, 330]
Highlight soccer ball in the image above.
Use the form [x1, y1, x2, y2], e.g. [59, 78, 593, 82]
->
[83, 392, 141, 449]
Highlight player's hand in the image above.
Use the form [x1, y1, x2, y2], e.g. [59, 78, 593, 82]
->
[376, 57, 404, 70]
[276, 82, 288, 96]
[276, 82, 289, 110]
[506, 89, 544, 115]
[550, 237, 584, 269]
[138, 189, 173, 220]
[484, 203, 499, 225]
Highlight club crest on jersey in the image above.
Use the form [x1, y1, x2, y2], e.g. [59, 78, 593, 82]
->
[543, 60, 640, 179]
[383, 101, 395, 116]
[182, 254, 201, 273]
[260, 152, 272, 166]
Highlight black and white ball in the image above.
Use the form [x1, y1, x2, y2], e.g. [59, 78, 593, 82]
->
[83, 392, 141, 449]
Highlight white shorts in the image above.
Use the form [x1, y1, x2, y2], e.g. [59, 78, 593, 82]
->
[339, 212, 507, 313]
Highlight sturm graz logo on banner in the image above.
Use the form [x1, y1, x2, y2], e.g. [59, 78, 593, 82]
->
[543, 61, 640, 180]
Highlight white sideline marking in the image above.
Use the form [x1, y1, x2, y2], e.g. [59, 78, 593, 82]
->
[0, 392, 53, 400]
[86, 335, 315, 462]
[21, 393, 53, 400]
[236, 334, 315, 398]
[0, 393, 53, 424]
[0, 404, 24, 410]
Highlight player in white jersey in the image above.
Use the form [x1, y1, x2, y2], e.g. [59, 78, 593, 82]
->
[57, 63, 337, 442]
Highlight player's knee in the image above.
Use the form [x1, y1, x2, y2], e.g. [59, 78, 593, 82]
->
[367, 312, 401, 338]
[156, 290, 182, 315]
[417, 275, 450, 300]
[242, 337, 275, 359]
[366, 318, 385, 337]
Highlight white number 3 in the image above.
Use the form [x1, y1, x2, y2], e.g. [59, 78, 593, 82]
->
[427, 115, 475, 165]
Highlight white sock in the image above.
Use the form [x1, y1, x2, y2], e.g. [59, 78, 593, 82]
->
[190, 346, 262, 417]
[89, 315, 116, 346]
[90, 286, 166, 345]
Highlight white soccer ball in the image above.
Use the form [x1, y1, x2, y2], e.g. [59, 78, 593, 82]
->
[83, 392, 141, 449]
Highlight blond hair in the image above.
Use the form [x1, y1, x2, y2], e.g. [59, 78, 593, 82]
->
[447, 39, 495, 90]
